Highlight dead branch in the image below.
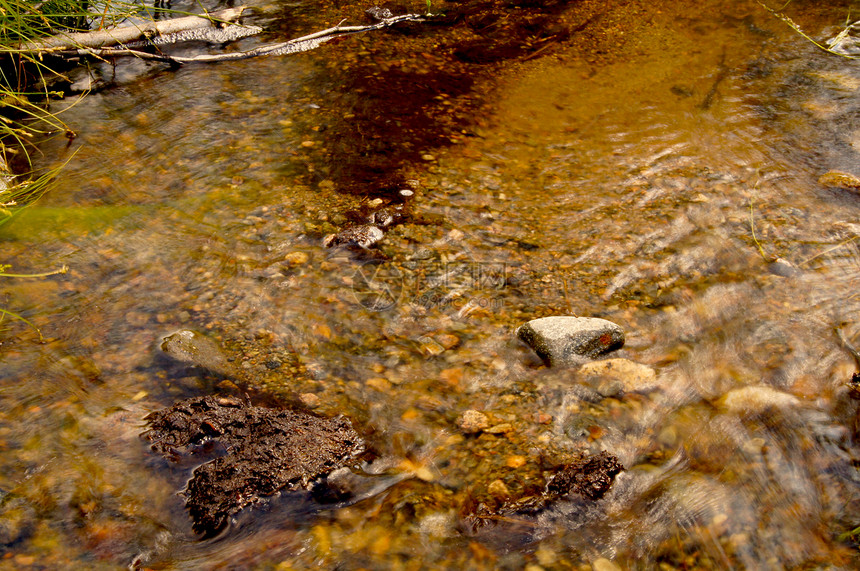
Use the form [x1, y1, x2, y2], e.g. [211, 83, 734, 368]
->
[55, 13, 425, 65]
[19, 7, 250, 53]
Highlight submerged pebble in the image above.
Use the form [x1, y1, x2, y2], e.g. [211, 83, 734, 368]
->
[323, 225, 384, 248]
[818, 170, 860, 190]
[579, 358, 658, 392]
[517, 316, 625, 366]
[159, 329, 235, 377]
[458, 410, 490, 434]
[719, 385, 801, 415]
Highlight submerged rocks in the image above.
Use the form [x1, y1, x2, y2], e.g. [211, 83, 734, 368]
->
[517, 316, 625, 366]
[144, 396, 365, 537]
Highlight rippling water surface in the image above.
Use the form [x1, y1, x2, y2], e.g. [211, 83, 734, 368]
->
[1, 0, 860, 568]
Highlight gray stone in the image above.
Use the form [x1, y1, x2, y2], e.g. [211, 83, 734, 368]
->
[517, 316, 625, 366]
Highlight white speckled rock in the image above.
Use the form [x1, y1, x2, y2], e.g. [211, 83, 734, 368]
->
[516, 316, 625, 366]
[323, 224, 384, 249]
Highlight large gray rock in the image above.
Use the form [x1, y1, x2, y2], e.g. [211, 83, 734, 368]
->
[517, 316, 625, 366]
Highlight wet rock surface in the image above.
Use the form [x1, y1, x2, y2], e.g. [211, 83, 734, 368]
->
[143, 396, 366, 537]
[517, 316, 625, 366]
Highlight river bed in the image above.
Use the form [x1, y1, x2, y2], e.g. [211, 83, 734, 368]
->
[1, 0, 860, 569]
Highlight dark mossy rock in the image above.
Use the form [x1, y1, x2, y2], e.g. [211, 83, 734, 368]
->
[463, 450, 624, 529]
[144, 396, 366, 537]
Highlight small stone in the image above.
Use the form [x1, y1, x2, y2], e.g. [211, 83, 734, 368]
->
[285, 251, 310, 266]
[399, 189, 414, 197]
[217, 380, 239, 392]
[579, 358, 658, 392]
[301, 140, 316, 148]
[767, 257, 801, 277]
[719, 385, 800, 415]
[160, 329, 234, 377]
[299, 393, 320, 408]
[421, 154, 436, 162]
[486, 423, 513, 434]
[419, 336, 446, 356]
[657, 425, 678, 447]
[487, 479, 510, 500]
[506, 455, 527, 468]
[818, 170, 860, 190]
[435, 333, 460, 350]
[323, 225, 384, 249]
[596, 379, 625, 398]
[517, 316, 625, 366]
[592, 558, 622, 571]
[418, 512, 455, 537]
[366, 377, 392, 391]
[458, 410, 489, 434]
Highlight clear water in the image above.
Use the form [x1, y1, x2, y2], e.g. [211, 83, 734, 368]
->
[1, 0, 859, 569]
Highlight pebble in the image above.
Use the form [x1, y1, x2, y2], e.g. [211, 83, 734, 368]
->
[506, 455, 527, 468]
[435, 333, 460, 350]
[419, 336, 446, 356]
[579, 358, 658, 392]
[818, 170, 860, 190]
[458, 410, 490, 434]
[487, 479, 510, 500]
[159, 329, 235, 377]
[517, 316, 625, 366]
[592, 558, 622, 571]
[284, 251, 310, 266]
[299, 393, 320, 408]
[366, 377, 392, 391]
[767, 257, 801, 277]
[323, 225, 384, 248]
[421, 154, 436, 162]
[719, 385, 800, 415]
[486, 423, 513, 434]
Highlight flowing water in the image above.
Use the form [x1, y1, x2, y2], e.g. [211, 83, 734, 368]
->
[2, 0, 860, 569]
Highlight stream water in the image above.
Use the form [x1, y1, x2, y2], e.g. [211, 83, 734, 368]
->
[2, 0, 860, 569]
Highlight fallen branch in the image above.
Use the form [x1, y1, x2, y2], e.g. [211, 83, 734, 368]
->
[55, 13, 425, 64]
[18, 7, 250, 53]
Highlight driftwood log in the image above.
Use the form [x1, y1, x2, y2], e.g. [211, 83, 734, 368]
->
[19, 7, 250, 53]
[58, 14, 425, 64]
[17, 10, 425, 65]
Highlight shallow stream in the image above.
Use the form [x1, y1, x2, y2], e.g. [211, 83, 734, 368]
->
[2, 0, 860, 569]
